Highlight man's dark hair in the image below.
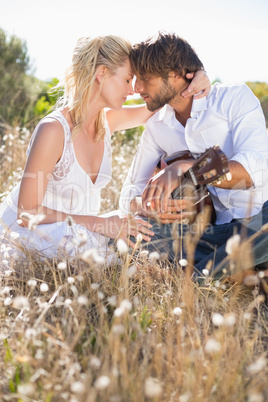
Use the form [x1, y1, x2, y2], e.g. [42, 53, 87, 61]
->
[130, 32, 204, 82]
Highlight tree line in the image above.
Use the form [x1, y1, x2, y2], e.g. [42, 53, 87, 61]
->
[0, 27, 268, 137]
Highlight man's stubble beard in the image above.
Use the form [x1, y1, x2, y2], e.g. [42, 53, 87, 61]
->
[146, 80, 178, 112]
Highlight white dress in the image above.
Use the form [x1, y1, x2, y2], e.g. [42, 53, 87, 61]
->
[0, 110, 115, 261]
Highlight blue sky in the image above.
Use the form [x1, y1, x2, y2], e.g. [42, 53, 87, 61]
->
[1, 0, 268, 84]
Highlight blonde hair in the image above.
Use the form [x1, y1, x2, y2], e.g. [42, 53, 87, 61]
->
[57, 35, 132, 141]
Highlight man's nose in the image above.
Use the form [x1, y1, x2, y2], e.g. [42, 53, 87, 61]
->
[134, 78, 143, 93]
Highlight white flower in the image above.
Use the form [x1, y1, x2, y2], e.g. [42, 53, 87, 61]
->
[1, 286, 10, 294]
[136, 233, 143, 243]
[179, 258, 188, 267]
[89, 356, 101, 369]
[205, 338, 221, 354]
[71, 381, 85, 394]
[173, 307, 183, 317]
[98, 291, 104, 300]
[107, 295, 117, 306]
[202, 269, 209, 276]
[212, 313, 225, 326]
[64, 299, 72, 306]
[68, 277, 75, 284]
[144, 377, 162, 398]
[248, 392, 264, 402]
[224, 312, 236, 327]
[28, 214, 46, 231]
[4, 297, 12, 306]
[117, 238, 128, 254]
[57, 261, 67, 270]
[10, 231, 20, 240]
[149, 251, 160, 260]
[225, 234, 241, 255]
[91, 283, 100, 290]
[94, 375, 110, 390]
[140, 250, 149, 258]
[27, 279, 37, 287]
[13, 296, 30, 310]
[40, 283, 49, 292]
[127, 264, 137, 278]
[77, 295, 88, 305]
[25, 328, 37, 339]
[114, 299, 132, 317]
[17, 383, 35, 396]
[247, 356, 267, 374]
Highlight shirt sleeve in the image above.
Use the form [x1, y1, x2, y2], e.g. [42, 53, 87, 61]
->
[226, 83, 268, 188]
[119, 121, 164, 214]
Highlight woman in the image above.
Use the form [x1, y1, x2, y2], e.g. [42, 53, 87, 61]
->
[0, 35, 210, 261]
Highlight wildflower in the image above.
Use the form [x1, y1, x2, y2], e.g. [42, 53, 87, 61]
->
[225, 234, 241, 255]
[212, 312, 225, 326]
[40, 283, 49, 293]
[94, 375, 110, 390]
[202, 269, 209, 276]
[25, 328, 37, 339]
[13, 296, 30, 310]
[107, 295, 117, 306]
[10, 231, 20, 240]
[18, 383, 35, 396]
[127, 264, 137, 278]
[140, 250, 149, 258]
[247, 356, 266, 374]
[173, 307, 183, 317]
[144, 377, 162, 398]
[67, 277, 75, 284]
[149, 251, 160, 260]
[77, 295, 88, 305]
[28, 214, 45, 231]
[4, 297, 12, 306]
[1, 286, 10, 294]
[64, 299, 72, 306]
[89, 356, 101, 369]
[27, 279, 37, 287]
[98, 291, 104, 300]
[82, 249, 105, 264]
[114, 299, 132, 317]
[224, 312, 236, 327]
[205, 338, 221, 354]
[91, 283, 100, 290]
[117, 238, 128, 254]
[136, 233, 143, 243]
[71, 381, 85, 394]
[179, 258, 188, 267]
[57, 261, 67, 270]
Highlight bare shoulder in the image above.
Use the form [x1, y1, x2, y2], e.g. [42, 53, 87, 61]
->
[28, 117, 65, 163]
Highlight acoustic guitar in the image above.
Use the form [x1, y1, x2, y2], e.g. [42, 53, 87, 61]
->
[156, 146, 230, 224]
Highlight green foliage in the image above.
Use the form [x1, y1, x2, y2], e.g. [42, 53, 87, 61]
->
[33, 78, 63, 118]
[0, 28, 33, 131]
[246, 81, 268, 100]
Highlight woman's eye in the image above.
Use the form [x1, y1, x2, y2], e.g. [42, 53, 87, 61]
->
[126, 80, 130, 84]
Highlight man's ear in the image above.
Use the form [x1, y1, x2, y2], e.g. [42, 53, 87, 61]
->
[96, 66, 107, 84]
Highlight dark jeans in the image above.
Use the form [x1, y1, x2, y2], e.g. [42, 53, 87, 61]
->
[141, 201, 268, 276]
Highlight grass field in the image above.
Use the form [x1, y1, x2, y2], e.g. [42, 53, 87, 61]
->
[0, 124, 267, 402]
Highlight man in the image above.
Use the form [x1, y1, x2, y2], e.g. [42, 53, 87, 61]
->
[119, 32, 268, 276]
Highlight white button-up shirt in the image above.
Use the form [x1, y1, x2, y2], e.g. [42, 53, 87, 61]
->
[119, 83, 268, 224]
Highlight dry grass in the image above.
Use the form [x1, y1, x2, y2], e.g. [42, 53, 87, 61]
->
[0, 125, 267, 402]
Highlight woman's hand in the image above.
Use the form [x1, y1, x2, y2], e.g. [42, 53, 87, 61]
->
[181, 70, 211, 99]
[101, 215, 154, 248]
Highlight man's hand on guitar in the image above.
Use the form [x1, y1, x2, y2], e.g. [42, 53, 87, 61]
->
[141, 160, 194, 214]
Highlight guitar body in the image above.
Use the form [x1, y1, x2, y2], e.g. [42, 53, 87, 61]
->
[156, 146, 229, 224]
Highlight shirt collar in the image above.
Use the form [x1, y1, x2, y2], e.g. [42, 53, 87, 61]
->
[155, 95, 208, 125]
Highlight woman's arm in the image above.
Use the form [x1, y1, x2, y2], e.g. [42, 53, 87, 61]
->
[106, 104, 153, 134]
[107, 70, 211, 133]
